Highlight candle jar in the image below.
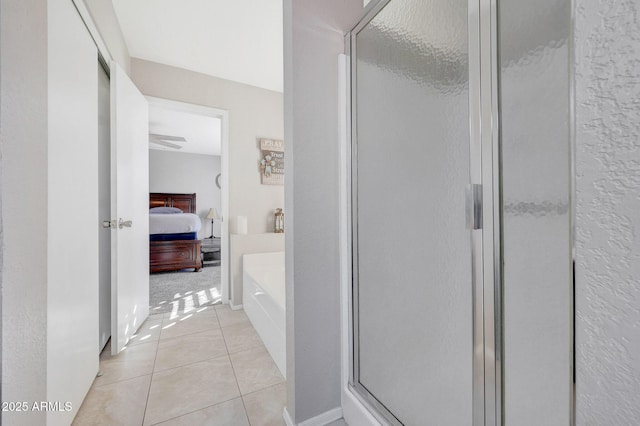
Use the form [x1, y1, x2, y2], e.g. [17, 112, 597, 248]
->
[275, 208, 284, 233]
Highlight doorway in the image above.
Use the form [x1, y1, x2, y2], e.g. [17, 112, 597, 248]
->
[347, 0, 573, 424]
[146, 97, 231, 313]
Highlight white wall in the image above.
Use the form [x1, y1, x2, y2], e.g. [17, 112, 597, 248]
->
[575, 0, 640, 423]
[284, 0, 364, 422]
[131, 59, 284, 236]
[149, 150, 221, 239]
[0, 1, 49, 423]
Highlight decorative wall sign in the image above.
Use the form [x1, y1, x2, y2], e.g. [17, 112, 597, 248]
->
[259, 138, 284, 185]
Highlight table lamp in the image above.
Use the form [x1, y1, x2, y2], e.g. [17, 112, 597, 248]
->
[206, 208, 219, 238]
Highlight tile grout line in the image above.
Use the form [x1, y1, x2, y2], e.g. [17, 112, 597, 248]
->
[239, 393, 253, 425]
[141, 317, 162, 426]
[158, 317, 222, 341]
[147, 396, 244, 426]
[219, 309, 253, 425]
[241, 381, 287, 399]
[157, 301, 225, 320]
[157, 323, 222, 344]
[161, 309, 220, 323]
[93, 340, 159, 388]
[93, 370, 155, 389]
[152, 349, 231, 374]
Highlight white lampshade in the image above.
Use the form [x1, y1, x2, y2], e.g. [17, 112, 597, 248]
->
[207, 208, 219, 220]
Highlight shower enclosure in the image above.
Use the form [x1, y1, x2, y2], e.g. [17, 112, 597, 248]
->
[348, 0, 572, 424]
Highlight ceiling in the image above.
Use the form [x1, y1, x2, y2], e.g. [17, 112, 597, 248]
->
[148, 104, 221, 156]
[111, 1, 281, 154]
[112, 0, 284, 92]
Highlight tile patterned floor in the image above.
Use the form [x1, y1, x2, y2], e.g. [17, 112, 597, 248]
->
[73, 305, 287, 426]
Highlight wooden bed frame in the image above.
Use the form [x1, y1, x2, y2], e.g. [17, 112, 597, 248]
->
[149, 193, 202, 273]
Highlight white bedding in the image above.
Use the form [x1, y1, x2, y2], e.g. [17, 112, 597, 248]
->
[149, 213, 201, 235]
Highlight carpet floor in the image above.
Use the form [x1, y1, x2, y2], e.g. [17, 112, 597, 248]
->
[149, 265, 221, 315]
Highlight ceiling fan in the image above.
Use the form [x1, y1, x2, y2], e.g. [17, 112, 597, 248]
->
[149, 133, 186, 150]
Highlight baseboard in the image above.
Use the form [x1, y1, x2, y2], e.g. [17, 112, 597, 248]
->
[229, 302, 243, 311]
[283, 407, 343, 426]
[283, 408, 295, 426]
[342, 387, 382, 426]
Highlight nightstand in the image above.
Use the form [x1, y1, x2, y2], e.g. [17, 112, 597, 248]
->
[201, 238, 221, 266]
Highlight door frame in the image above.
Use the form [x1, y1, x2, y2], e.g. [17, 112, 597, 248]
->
[97, 57, 112, 353]
[145, 96, 231, 304]
[340, 0, 502, 424]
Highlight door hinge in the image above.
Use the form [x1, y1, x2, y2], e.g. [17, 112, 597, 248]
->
[466, 184, 483, 230]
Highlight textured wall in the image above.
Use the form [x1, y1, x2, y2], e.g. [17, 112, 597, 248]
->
[0, 1, 49, 423]
[575, 0, 640, 424]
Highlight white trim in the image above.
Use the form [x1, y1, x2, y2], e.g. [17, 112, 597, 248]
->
[145, 96, 226, 118]
[338, 51, 351, 394]
[71, 0, 114, 67]
[220, 107, 230, 305]
[283, 407, 344, 426]
[343, 390, 383, 426]
[145, 96, 231, 305]
[229, 302, 243, 311]
[338, 53, 381, 426]
[283, 408, 295, 426]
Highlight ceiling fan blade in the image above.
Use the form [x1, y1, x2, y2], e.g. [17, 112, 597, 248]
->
[149, 133, 186, 142]
[149, 139, 182, 149]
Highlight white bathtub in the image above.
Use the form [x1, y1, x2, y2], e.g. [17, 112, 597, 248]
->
[242, 251, 286, 377]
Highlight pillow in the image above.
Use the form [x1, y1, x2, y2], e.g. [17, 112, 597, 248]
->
[150, 207, 183, 214]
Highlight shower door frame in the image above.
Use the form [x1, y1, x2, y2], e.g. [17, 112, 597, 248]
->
[346, 0, 502, 424]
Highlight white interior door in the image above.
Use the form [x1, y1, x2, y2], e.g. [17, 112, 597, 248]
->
[111, 61, 150, 355]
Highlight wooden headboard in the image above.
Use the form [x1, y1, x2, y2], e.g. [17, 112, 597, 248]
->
[149, 193, 197, 214]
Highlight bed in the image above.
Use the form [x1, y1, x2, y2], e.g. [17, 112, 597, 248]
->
[149, 193, 202, 273]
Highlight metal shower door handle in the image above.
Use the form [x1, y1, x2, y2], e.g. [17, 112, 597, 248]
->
[466, 184, 483, 230]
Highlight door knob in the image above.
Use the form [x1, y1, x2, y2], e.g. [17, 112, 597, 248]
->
[118, 218, 133, 229]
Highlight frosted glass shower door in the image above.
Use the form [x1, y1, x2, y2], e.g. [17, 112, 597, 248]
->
[351, 0, 474, 424]
[499, 0, 573, 423]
